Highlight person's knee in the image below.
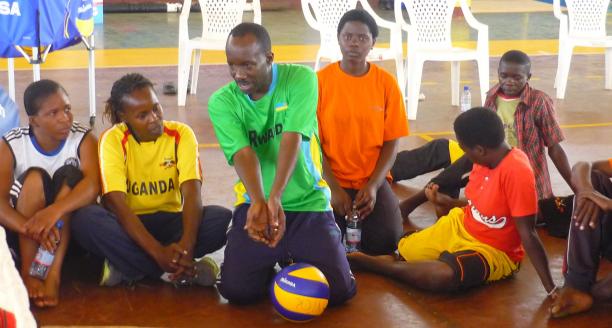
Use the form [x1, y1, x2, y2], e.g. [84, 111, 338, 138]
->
[205, 205, 233, 224]
[591, 169, 612, 193]
[328, 274, 357, 306]
[438, 250, 489, 291]
[16, 168, 50, 207]
[430, 138, 450, 151]
[218, 275, 266, 305]
[71, 205, 107, 236]
[52, 165, 83, 200]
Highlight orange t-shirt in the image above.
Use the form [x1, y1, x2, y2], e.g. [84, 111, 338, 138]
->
[463, 148, 537, 262]
[317, 62, 409, 189]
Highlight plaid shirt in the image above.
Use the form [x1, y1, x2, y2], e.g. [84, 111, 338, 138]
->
[484, 83, 564, 200]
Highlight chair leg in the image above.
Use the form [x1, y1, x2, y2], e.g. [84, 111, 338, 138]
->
[406, 58, 424, 121]
[177, 45, 192, 107]
[395, 52, 406, 101]
[554, 40, 566, 89]
[554, 54, 561, 89]
[190, 50, 202, 95]
[477, 56, 490, 106]
[451, 61, 460, 106]
[556, 44, 574, 99]
[314, 50, 323, 71]
[605, 48, 612, 90]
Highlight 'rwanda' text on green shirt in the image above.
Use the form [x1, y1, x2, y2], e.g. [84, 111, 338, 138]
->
[208, 64, 331, 212]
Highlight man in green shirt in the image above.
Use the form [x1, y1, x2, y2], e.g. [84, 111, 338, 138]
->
[208, 23, 356, 305]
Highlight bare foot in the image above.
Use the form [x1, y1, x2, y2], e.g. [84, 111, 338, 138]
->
[40, 275, 60, 307]
[550, 286, 594, 318]
[22, 274, 46, 307]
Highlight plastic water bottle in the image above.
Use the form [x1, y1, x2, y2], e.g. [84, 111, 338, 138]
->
[460, 86, 471, 112]
[29, 220, 63, 280]
[345, 209, 361, 253]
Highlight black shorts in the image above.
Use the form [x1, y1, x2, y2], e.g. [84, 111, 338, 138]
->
[9, 165, 83, 208]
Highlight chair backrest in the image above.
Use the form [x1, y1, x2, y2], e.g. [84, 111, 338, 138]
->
[301, 0, 359, 53]
[399, 0, 456, 49]
[565, 0, 610, 38]
[199, 0, 247, 42]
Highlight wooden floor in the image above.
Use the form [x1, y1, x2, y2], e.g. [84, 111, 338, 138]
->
[3, 53, 612, 327]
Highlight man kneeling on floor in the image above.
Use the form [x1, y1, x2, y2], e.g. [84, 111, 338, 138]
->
[348, 107, 557, 296]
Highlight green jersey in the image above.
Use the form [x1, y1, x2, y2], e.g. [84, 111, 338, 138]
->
[208, 64, 331, 212]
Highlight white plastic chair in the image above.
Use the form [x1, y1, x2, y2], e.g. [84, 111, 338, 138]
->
[178, 0, 261, 107]
[301, 0, 405, 98]
[395, 0, 489, 120]
[553, 0, 611, 99]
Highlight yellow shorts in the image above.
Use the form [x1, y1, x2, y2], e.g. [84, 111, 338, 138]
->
[398, 208, 519, 282]
[448, 139, 465, 164]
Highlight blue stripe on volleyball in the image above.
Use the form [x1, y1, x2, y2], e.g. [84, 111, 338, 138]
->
[274, 274, 330, 299]
[270, 293, 316, 322]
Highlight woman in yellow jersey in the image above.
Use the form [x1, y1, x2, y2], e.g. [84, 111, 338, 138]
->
[71, 73, 231, 287]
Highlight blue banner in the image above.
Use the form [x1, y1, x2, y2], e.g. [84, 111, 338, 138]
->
[0, 0, 93, 58]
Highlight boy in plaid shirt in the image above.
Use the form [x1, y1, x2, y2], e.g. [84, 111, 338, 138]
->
[392, 50, 573, 218]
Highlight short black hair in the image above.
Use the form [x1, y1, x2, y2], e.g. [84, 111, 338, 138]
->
[104, 73, 155, 124]
[500, 50, 531, 72]
[454, 107, 505, 149]
[23, 80, 68, 116]
[227, 22, 272, 53]
[337, 9, 379, 39]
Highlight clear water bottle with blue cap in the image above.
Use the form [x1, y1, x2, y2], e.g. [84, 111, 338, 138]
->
[460, 85, 471, 112]
[29, 220, 63, 280]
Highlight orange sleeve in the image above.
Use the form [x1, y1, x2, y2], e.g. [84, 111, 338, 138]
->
[608, 158, 612, 170]
[383, 73, 409, 141]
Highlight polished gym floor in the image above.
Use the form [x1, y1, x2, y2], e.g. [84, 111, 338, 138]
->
[1, 1, 611, 327]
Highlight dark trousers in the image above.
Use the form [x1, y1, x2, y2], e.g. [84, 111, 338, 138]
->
[390, 139, 473, 198]
[71, 204, 232, 281]
[334, 182, 402, 255]
[218, 204, 356, 306]
[564, 170, 612, 292]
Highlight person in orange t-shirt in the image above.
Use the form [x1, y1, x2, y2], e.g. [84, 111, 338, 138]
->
[317, 9, 408, 255]
[347, 108, 556, 296]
